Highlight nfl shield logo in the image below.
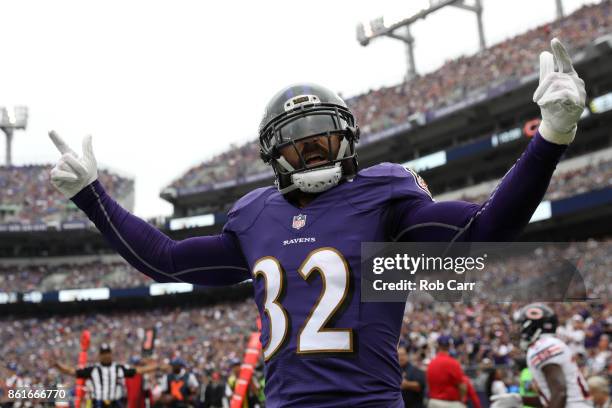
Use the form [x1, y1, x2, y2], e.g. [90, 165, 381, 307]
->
[292, 214, 307, 230]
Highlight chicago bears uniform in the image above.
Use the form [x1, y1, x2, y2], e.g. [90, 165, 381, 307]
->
[527, 335, 591, 408]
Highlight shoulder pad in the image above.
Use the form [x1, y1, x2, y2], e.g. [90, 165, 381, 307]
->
[530, 336, 563, 353]
[358, 162, 412, 179]
[360, 162, 432, 199]
[224, 187, 276, 233]
[228, 186, 273, 214]
[343, 163, 431, 210]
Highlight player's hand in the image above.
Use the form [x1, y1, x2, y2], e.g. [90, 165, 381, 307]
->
[49, 131, 98, 198]
[490, 393, 523, 408]
[533, 38, 586, 145]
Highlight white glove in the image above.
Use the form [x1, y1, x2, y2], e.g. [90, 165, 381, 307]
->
[490, 393, 523, 408]
[49, 131, 98, 198]
[533, 38, 586, 145]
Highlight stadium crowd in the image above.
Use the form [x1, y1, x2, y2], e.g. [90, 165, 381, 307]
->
[166, 1, 612, 192]
[1, 238, 610, 295]
[0, 300, 610, 407]
[0, 165, 134, 225]
[0, 143, 606, 233]
[460, 156, 612, 203]
[0, 260, 152, 293]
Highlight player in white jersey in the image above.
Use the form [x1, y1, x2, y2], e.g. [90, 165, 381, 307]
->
[491, 303, 591, 408]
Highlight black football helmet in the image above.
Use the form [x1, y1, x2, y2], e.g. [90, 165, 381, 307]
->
[259, 83, 360, 195]
[515, 303, 558, 349]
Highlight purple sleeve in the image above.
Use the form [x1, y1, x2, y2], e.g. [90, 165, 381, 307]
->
[71, 181, 250, 285]
[391, 132, 567, 241]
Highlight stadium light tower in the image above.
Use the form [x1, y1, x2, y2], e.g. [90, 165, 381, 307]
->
[357, 0, 486, 81]
[556, 0, 565, 18]
[0, 106, 28, 166]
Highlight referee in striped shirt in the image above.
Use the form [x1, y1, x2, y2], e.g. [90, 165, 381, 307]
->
[54, 343, 159, 408]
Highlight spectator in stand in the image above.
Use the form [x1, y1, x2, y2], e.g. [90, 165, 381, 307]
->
[587, 335, 611, 376]
[427, 335, 467, 408]
[2, 300, 612, 400]
[0, 259, 153, 293]
[587, 376, 610, 408]
[0, 164, 133, 225]
[166, 1, 612, 192]
[399, 344, 427, 408]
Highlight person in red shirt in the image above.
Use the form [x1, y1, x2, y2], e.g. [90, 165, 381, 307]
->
[125, 356, 154, 408]
[462, 375, 481, 408]
[427, 335, 467, 408]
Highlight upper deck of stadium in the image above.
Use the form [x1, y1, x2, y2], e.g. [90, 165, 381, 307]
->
[162, 1, 611, 200]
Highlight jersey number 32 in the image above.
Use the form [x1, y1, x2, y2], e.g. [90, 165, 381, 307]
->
[253, 247, 353, 360]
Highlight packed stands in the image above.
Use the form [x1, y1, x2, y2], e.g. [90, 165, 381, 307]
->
[166, 1, 612, 192]
[1, 301, 609, 401]
[0, 165, 134, 225]
[0, 259, 152, 293]
[1, 234, 609, 296]
[458, 155, 612, 204]
[0, 302, 257, 394]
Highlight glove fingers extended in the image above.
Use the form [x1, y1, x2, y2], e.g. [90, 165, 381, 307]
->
[62, 153, 89, 178]
[82, 135, 96, 163]
[551, 37, 575, 74]
[49, 130, 77, 156]
[533, 71, 558, 103]
[539, 51, 555, 84]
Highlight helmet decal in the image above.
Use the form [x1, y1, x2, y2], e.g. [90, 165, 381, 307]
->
[526, 307, 544, 320]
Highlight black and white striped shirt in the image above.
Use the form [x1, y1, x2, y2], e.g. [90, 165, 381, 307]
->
[76, 363, 136, 401]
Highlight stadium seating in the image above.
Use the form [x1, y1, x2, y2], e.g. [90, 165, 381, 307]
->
[458, 155, 612, 204]
[1, 239, 609, 300]
[1, 300, 609, 399]
[0, 259, 152, 293]
[166, 1, 612, 192]
[0, 165, 134, 225]
[2, 3, 611, 404]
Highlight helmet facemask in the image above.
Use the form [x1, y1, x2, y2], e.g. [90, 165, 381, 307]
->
[514, 304, 558, 350]
[259, 96, 359, 195]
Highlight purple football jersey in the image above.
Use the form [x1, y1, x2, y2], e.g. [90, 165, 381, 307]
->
[71, 133, 566, 408]
[222, 163, 431, 407]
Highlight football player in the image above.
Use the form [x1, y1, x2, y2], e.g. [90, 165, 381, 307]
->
[490, 303, 591, 408]
[48, 38, 585, 407]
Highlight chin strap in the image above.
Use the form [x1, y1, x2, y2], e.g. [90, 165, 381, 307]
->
[275, 137, 350, 195]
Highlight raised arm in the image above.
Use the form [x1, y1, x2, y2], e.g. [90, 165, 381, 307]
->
[53, 361, 77, 376]
[391, 38, 585, 242]
[49, 132, 250, 285]
[391, 131, 566, 242]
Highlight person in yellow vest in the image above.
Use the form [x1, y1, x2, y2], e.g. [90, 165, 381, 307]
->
[224, 359, 261, 408]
